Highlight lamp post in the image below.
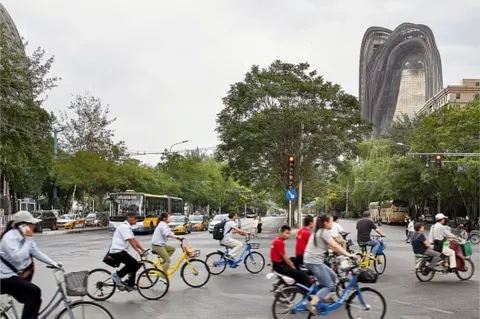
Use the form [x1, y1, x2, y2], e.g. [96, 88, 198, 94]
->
[169, 140, 188, 153]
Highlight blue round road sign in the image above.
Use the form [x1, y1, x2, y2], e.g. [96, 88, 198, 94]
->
[286, 189, 297, 201]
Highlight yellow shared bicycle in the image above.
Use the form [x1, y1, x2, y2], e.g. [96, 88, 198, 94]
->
[145, 238, 211, 288]
[354, 235, 387, 275]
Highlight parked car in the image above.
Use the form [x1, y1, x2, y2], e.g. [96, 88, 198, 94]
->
[57, 214, 86, 229]
[31, 211, 57, 232]
[85, 213, 102, 227]
[189, 215, 209, 231]
[168, 215, 192, 234]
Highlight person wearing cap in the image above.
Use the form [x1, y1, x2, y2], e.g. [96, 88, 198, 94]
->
[428, 213, 461, 272]
[0, 211, 61, 319]
[108, 212, 147, 291]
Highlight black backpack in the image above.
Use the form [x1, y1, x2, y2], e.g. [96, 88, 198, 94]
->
[213, 220, 232, 240]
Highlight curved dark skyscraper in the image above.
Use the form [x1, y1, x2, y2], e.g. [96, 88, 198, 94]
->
[0, 2, 23, 45]
[359, 23, 443, 136]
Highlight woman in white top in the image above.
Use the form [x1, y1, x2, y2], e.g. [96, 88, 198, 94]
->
[253, 216, 259, 235]
[0, 211, 60, 319]
[303, 215, 356, 316]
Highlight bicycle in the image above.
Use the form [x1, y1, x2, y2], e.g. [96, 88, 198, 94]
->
[87, 249, 169, 301]
[271, 259, 387, 319]
[146, 238, 211, 288]
[205, 234, 265, 275]
[354, 235, 387, 275]
[0, 265, 113, 319]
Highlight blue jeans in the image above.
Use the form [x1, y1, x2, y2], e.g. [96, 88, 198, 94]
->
[364, 239, 380, 255]
[305, 263, 337, 300]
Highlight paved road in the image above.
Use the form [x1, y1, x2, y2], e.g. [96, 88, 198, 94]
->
[2, 218, 478, 319]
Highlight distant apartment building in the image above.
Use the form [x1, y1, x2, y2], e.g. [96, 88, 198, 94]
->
[418, 79, 480, 115]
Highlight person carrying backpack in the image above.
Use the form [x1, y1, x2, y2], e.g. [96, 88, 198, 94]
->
[213, 212, 250, 261]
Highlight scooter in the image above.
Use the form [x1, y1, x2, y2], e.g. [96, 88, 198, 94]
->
[414, 240, 475, 282]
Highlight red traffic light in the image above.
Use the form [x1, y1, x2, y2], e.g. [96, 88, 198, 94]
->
[435, 155, 442, 160]
[289, 156, 295, 162]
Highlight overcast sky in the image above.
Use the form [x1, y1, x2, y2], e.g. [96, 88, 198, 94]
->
[3, 0, 479, 164]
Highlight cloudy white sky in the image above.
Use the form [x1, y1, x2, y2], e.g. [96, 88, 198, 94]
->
[3, 0, 479, 164]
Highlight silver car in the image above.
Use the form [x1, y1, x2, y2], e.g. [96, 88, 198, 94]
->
[208, 214, 241, 233]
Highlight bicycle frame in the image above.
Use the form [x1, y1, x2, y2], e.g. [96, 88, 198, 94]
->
[292, 274, 365, 315]
[1, 269, 76, 319]
[151, 241, 200, 278]
[218, 244, 253, 266]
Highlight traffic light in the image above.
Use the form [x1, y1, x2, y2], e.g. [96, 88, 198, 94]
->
[424, 156, 430, 168]
[288, 155, 295, 189]
[435, 154, 442, 168]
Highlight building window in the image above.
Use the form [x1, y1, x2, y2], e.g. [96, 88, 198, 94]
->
[476, 82, 479, 87]
[455, 93, 461, 99]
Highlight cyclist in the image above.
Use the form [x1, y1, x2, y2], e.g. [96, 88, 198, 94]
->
[356, 212, 385, 259]
[428, 213, 461, 272]
[108, 212, 147, 291]
[220, 212, 250, 261]
[304, 215, 357, 315]
[0, 211, 61, 319]
[331, 216, 347, 249]
[411, 223, 441, 270]
[270, 225, 310, 287]
[151, 212, 184, 274]
[295, 214, 313, 268]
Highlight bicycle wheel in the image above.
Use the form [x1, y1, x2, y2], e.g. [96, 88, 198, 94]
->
[415, 260, 435, 282]
[374, 254, 386, 275]
[470, 234, 480, 245]
[181, 258, 211, 288]
[345, 287, 387, 319]
[244, 252, 265, 274]
[205, 252, 227, 275]
[456, 259, 475, 280]
[87, 268, 116, 301]
[272, 286, 307, 319]
[56, 301, 113, 319]
[136, 267, 169, 300]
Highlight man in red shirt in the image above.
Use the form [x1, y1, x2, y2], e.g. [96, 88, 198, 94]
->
[295, 215, 314, 268]
[271, 225, 310, 287]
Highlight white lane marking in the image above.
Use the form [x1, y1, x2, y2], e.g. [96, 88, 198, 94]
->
[392, 300, 454, 314]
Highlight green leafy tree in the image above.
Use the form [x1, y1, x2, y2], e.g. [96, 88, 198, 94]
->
[216, 60, 371, 204]
[58, 92, 126, 160]
[0, 26, 60, 212]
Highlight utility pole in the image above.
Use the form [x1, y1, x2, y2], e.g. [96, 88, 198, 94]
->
[52, 130, 59, 209]
[345, 183, 349, 214]
[297, 123, 304, 228]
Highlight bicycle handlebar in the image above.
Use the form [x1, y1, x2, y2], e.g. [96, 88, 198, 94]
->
[139, 248, 150, 258]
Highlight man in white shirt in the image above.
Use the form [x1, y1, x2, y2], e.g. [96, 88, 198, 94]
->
[108, 212, 146, 291]
[331, 216, 346, 249]
[406, 219, 415, 243]
[220, 213, 250, 261]
[428, 213, 461, 271]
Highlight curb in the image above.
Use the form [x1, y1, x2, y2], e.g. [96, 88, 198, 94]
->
[42, 227, 109, 236]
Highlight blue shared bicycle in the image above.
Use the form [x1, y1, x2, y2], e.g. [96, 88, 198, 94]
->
[272, 259, 386, 319]
[205, 234, 266, 274]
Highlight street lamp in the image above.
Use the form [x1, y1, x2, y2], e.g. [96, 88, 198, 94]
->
[169, 140, 188, 153]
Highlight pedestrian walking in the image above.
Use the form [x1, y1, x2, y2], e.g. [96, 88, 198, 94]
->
[253, 215, 259, 236]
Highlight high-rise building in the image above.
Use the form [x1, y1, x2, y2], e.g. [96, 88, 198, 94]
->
[359, 23, 443, 136]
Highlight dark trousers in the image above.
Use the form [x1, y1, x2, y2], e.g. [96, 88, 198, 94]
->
[272, 262, 310, 288]
[294, 255, 304, 269]
[0, 276, 41, 319]
[109, 251, 141, 286]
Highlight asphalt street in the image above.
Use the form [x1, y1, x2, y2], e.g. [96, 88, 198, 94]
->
[1, 217, 478, 319]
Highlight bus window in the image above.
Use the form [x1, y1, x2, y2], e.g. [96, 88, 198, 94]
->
[171, 198, 183, 215]
[111, 194, 143, 217]
[145, 197, 168, 217]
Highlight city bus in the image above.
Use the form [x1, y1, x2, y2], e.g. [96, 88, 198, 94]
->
[379, 200, 409, 225]
[108, 190, 184, 234]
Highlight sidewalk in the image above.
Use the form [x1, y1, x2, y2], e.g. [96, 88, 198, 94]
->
[41, 227, 109, 236]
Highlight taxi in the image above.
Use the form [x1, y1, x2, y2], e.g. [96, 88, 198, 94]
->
[56, 214, 86, 229]
[168, 215, 192, 234]
[189, 215, 209, 231]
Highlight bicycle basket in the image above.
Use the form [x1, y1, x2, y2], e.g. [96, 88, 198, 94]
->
[249, 242, 260, 249]
[64, 271, 89, 296]
[184, 244, 197, 258]
[357, 268, 378, 284]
